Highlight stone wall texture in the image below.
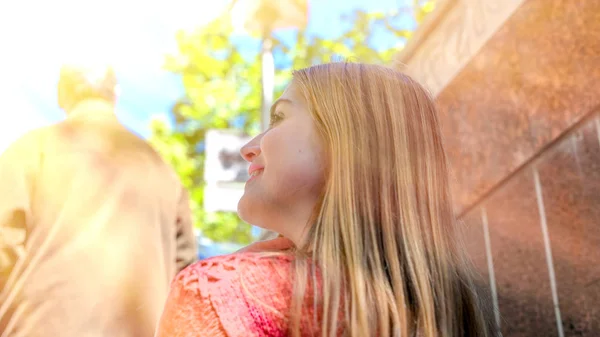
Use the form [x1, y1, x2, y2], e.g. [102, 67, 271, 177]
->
[422, 0, 600, 335]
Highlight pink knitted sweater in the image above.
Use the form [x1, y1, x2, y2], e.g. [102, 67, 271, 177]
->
[155, 250, 323, 336]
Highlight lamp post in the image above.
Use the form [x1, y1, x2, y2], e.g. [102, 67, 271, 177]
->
[232, 0, 309, 131]
[260, 36, 275, 132]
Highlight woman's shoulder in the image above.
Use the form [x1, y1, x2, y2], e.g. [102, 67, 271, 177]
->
[173, 252, 296, 306]
[177, 252, 294, 289]
[172, 252, 296, 336]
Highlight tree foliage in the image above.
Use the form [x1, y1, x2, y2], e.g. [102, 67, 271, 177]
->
[150, 1, 436, 244]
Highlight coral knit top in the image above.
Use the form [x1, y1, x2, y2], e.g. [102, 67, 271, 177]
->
[155, 237, 322, 337]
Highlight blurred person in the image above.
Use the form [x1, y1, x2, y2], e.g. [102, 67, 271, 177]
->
[155, 63, 497, 337]
[0, 64, 197, 337]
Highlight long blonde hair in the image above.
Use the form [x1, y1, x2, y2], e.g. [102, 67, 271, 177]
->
[288, 63, 494, 337]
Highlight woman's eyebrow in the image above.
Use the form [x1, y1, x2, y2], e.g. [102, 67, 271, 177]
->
[270, 98, 293, 116]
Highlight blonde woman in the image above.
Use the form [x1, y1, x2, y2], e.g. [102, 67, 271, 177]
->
[155, 63, 496, 337]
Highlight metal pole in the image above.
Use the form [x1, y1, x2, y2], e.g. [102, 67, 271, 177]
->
[260, 36, 275, 132]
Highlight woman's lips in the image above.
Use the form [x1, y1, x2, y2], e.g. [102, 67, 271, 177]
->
[248, 163, 264, 175]
[247, 168, 263, 182]
[247, 164, 264, 182]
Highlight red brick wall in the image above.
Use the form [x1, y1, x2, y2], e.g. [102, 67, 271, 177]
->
[433, 0, 600, 335]
[461, 115, 600, 336]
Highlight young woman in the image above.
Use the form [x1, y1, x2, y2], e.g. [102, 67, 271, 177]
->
[155, 62, 496, 337]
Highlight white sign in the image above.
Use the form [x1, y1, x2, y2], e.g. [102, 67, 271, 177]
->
[204, 129, 251, 212]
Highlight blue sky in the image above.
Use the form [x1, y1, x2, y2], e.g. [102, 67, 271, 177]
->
[0, 0, 416, 153]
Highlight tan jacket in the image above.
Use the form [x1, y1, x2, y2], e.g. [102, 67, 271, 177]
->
[0, 100, 197, 337]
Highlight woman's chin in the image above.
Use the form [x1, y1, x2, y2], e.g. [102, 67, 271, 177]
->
[237, 196, 258, 225]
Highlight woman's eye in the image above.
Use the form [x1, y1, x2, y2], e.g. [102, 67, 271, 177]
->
[269, 112, 284, 127]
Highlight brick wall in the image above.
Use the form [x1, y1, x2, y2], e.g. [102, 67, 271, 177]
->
[461, 114, 600, 336]
[430, 0, 600, 335]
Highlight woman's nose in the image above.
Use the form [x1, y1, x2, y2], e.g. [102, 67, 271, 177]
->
[240, 134, 262, 162]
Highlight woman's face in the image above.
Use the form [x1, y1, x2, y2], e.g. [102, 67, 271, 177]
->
[238, 82, 325, 244]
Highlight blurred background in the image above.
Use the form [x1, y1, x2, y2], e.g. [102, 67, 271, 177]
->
[0, 0, 435, 255]
[1, 0, 598, 335]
